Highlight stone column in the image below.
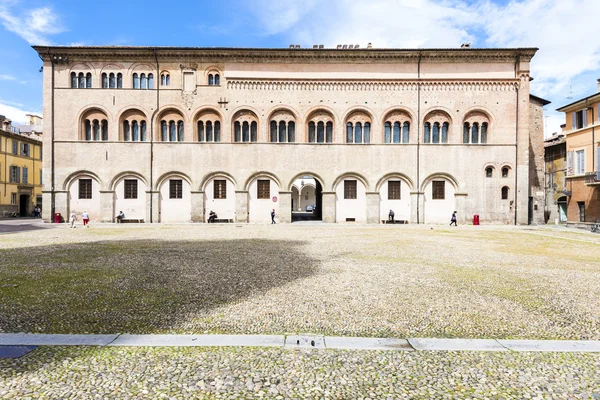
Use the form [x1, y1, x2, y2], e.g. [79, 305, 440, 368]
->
[147, 191, 160, 223]
[278, 191, 292, 223]
[99, 191, 114, 222]
[190, 191, 205, 222]
[321, 191, 336, 223]
[366, 192, 380, 224]
[235, 190, 249, 223]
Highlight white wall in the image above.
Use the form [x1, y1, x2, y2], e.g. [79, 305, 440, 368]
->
[204, 178, 236, 221]
[335, 179, 367, 223]
[114, 177, 147, 220]
[379, 178, 412, 222]
[248, 178, 280, 223]
[300, 185, 316, 210]
[159, 177, 191, 222]
[68, 175, 101, 221]
[423, 179, 456, 224]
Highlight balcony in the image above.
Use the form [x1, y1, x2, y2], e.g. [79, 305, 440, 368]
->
[585, 171, 600, 186]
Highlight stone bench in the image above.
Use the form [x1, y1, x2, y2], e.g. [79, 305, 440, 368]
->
[382, 220, 408, 224]
[210, 218, 234, 223]
[121, 218, 144, 223]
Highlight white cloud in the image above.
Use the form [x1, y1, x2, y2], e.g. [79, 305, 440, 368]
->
[0, 1, 64, 45]
[0, 100, 40, 124]
[0, 73, 17, 81]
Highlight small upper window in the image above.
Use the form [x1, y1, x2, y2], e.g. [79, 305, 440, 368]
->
[161, 73, 170, 86]
[501, 186, 509, 200]
[208, 72, 220, 86]
[485, 167, 493, 178]
[572, 109, 588, 130]
[502, 167, 510, 178]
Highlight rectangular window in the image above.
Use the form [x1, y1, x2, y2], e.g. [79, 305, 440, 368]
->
[9, 166, 20, 183]
[388, 181, 401, 200]
[344, 180, 357, 199]
[11, 193, 17, 205]
[124, 179, 138, 199]
[432, 181, 445, 200]
[257, 180, 270, 199]
[12, 140, 18, 155]
[214, 179, 227, 199]
[22, 167, 28, 184]
[169, 179, 183, 199]
[21, 143, 29, 157]
[79, 179, 92, 199]
[576, 150, 585, 174]
[573, 109, 588, 130]
[40, 169, 43, 185]
[578, 201, 585, 222]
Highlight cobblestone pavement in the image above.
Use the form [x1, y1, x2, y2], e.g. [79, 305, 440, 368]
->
[1, 224, 599, 339]
[1, 346, 599, 399]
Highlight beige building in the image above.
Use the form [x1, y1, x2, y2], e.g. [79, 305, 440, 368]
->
[33, 45, 545, 224]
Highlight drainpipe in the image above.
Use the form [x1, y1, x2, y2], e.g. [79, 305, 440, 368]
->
[513, 54, 520, 225]
[588, 105, 596, 175]
[150, 48, 160, 223]
[416, 52, 422, 224]
[50, 51, 56, 222]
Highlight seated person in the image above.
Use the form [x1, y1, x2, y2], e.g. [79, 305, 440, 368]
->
[114, 211, 125, 223]
[388, 209, 395, 222]
[208, 210, 217, 223]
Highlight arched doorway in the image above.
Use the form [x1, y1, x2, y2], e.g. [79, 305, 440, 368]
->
[557, 196, 567, 223]
[291, 175, 323, 222]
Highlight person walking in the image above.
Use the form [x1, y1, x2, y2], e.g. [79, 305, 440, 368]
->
[450, 211, 457, 226]
[271, 209, 276, 224]
[82, 210, 90, 227]
[388, 209, 395, 223]
[69, 211, 77, 228]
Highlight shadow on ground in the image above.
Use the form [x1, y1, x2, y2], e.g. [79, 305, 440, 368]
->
[0, 239, 318, 334]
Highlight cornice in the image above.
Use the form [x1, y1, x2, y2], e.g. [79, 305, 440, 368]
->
[33, 46, 538, 64]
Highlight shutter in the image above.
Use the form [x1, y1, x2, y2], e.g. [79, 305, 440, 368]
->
[583, 109, 588, 127]
[567, 151, 574, 175]
[16, 167, 21, 183]
[572, 112, 576, 130]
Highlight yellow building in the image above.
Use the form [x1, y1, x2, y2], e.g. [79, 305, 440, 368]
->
[0, 115, 43, 217]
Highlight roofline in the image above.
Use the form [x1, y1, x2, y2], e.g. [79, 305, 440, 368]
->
[556, 92, 600, 112]
[530, 94, 551, 106]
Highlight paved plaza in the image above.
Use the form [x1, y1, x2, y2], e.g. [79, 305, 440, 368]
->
[1, 221, 599, 397]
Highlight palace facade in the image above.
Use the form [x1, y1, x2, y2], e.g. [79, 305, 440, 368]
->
[33, 45, 545, 224]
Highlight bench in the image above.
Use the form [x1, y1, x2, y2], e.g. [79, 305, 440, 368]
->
[210, 218, 234, 223]
[382, 220, 408, 224]
[120, 218, 144, 223]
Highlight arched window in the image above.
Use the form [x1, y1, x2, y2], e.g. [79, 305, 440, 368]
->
[502, 167, 510, 178]
[132, 121, 139, 141]
[346, 112, 371, 144]
[501, 186, 509, 200]
[232, 111, 258, 143]
[354, 122, 362, 143]
[208, 74, 214, 85]
[215, 74, 220, 85]
[133, 73, 140, 89]
[206, 121, 213, 142]
[423, 122, 431, 143]
[93, 120, 100, 141]
[403, 122, 411, 143]
[109, 73, 116, 89]
[214, 121, 220, 142]
[278, 121, 286, 142]
[140, 73, 147, 89]
[234, 121, 241, 142]
[148, 73, 154, 89]
[140, 121, 146, 141]
[288, 121, 295, 142]
[485, 167, 493, 178]
[102, 73, 108, 88]
[78, 73, 85, 89]
[346, 122, 353, 143]
[169, 121, 176, 142]
[432, 122, 440, 143]
[463, 123, 470, 143]
[307, 110, 334, 143]
[242, 121, 249, 142]
[71, 72, 78, 88]
[481, 122, 488, 144]
[393, 122, 401, 143]
[85, 120, 91, 140]
[317, 122, 325, 143]
[123, 121, 130, 141]
[86, 73, 92, 88]
[101, 120, 108, 141]
[161, 121, 168, 141]
[270, 121, 277, 142]
[308, 122, 315, 142]
[326, 122, 333, 143]
[117, 73, 123, 89]
[177, 121, 184, 141]
[441, 122, 448, 143]
[471, 122, 479, 144]
[198, 121, 204, 142]
[250, 121, 257, 142]
[384, 122, 391, 143]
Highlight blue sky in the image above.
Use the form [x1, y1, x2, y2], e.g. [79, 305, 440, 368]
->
[0, 0, 599, 135]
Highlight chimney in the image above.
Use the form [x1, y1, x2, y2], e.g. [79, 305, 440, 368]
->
[337, 44, 342, 49]
[313, 45, 318, 49]
[367, 42, 372, 49]
[597, 78, 600, 93]
[318, 44, 324, 49]
[461, 43, 471, 48]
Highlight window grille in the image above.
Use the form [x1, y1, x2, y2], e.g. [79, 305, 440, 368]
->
[257, 180, 270, 199]
[79, 179, 92, 199]
[214, 179, 227, 199]
[344, 180, 357, 199]
[169, 179, 183, 199]
[388, 181, 401, 200]
[432, 181, 445, 200]
[124, 179, 138, 199]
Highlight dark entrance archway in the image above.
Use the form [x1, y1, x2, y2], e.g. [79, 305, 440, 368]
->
[19, 194, 30, 217]
[290, 175, 323, 222]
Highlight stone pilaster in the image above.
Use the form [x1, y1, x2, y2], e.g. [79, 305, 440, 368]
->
[235, 191, 249, 223]
[366, 192, 380, 224]
[411, 191, 423, 224]
[99, 191, 114, 222]
[321, 191, 336, 223]
[278, 191, 292, 223]
[52, 190, 68, 223]
[516, 69, 531, 225]
[190, 191, 205, 222]
[147, 191, 159, 223]
[455, 192, 468, 224]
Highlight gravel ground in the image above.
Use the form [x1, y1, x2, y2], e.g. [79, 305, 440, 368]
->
[1, 224, 599, 339]
[1, 346, 600, 399]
